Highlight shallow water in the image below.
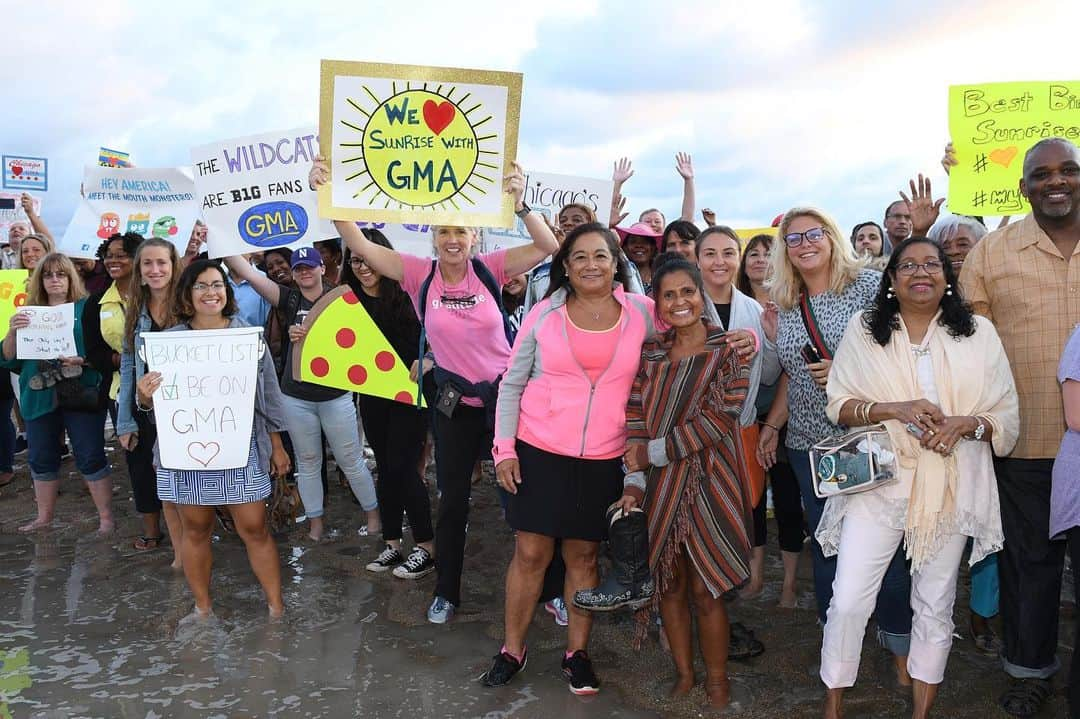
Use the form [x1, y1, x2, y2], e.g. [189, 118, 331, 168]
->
[0, 464, 1074, 718]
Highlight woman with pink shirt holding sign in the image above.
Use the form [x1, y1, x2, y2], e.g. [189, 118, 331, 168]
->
[309, 157, 558, 626]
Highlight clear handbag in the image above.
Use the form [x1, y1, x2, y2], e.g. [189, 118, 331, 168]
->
[810, 424, 899, 498]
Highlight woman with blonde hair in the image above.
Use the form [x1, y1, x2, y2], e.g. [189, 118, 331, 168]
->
[758, 207, 914, 682]
[2, 253, 113, 532]
[17, 233, 53, 271]
[116, 238, 185, 564]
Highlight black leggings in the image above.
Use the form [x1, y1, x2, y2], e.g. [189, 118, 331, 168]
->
[751, 459, 805, 553]
[359, 395, 433, 544]
[125, 406, 161, 514]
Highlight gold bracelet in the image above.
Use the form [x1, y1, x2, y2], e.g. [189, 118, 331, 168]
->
[864, 402, 876, 424]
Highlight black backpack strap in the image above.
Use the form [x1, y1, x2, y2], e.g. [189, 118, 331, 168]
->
[471, 257, 516, 346]
[417, 259, 438, 327]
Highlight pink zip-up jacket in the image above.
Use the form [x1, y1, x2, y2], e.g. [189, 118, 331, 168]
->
[492, 285, 656, 464]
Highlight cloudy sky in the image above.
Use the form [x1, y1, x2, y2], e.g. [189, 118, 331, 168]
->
[4, 0, 1077, 237]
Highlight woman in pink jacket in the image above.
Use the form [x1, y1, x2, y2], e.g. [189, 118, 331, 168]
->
[481, 222, 656, 696]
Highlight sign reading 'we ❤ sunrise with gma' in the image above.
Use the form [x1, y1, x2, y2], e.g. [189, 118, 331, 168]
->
[319, 60, 523, 229]
[947, 81, 1080, 216]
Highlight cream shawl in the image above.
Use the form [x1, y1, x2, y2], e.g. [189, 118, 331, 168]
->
[825, 310, 1019, 571]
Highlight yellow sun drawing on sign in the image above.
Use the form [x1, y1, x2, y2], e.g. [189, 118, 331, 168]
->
[338, 82, 501, 212]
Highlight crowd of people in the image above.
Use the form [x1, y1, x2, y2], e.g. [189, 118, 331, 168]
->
[2, 136, 1079, 718]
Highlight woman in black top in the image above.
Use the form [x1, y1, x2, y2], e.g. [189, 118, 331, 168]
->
[341, 230, 436, 580]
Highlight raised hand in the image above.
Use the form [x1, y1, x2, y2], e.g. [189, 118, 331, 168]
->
[899, 174, 945, 236]
[609, 191, 629, 228]
[940, 142, 957, 176]
[503, 161, 526, 207]
[675, 152, 694, 180]
[702, 208, 716, 226]
[309, 156, 330, 190]
[612, 157, 634, 186]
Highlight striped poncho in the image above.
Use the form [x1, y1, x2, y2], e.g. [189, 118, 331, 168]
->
[627, 325, 753, 599]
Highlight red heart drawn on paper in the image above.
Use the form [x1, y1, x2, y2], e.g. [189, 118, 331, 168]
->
[423, 100, 456, 136]
[989, 146, 1019, 168]
[187, 441, 221, 467]
[10, 163, 22, 176]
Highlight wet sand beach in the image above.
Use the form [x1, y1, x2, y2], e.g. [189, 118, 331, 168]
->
[0, 446, 1072, 718]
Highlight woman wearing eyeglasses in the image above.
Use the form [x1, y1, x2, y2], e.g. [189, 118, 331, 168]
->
[760, 207, 914, 684]
[819, 237, 1017, 718]
[138, 259, 291, 619]
[2, 253, 113, 533]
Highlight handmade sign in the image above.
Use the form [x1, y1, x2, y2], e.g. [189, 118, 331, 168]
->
[948, 81, 1080, 215]
[2, 155, 47, 191]
[485, 171, 614, 249]
[733, 227, 777, 240]
[319, 60, 522, 228]
[16, 303, 76, 360]
[142, 327, 262, 470]
[98, 147, 131, 168]
[0, 269, 29, 330]
[0, 192, 41, 239]
[59, 166, 199, 258]
[192, 127, 338, 258]
[293, 286, 422, 406]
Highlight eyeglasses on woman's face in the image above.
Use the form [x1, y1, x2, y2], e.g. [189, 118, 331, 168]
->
[895, 260, 944, 277]
[348, 257, 368, 268]
[783, 227, 826, 248]
[192, 281, 226, 292]
[42, 271, 69, 281]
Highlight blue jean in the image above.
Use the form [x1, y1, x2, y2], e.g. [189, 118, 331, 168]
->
[0, 397, 14, 473]
[790, 448, 912, 654]
[281, 393, 377, 516]
[26, 408, 109, 482]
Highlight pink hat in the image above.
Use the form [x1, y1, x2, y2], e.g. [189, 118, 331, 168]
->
[615, 222, 663, 247]
[771, 213, 785, 227]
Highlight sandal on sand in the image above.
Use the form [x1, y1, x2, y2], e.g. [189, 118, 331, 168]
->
[134, 535, 164, 551]
[999, 677, 1053, 718]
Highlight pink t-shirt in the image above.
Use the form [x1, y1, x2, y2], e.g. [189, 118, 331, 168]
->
[565, 309, 622, 384]
[400, 250, 511, 407]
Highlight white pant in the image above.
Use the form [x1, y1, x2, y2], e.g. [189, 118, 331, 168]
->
[820, 512, 968, 688]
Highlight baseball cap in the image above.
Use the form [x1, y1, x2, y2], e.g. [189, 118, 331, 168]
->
[290, 247, 322, 269]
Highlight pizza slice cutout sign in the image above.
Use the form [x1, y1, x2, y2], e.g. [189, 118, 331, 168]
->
[292, 286, 422, 406]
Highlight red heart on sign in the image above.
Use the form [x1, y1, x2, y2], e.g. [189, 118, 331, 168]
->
[423, 100, 456, 136]
[10, 163, 22, 176]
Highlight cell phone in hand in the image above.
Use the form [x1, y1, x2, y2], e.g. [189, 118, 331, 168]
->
[801, 343, 823, 365]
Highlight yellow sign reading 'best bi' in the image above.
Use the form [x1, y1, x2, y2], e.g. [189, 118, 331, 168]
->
[947, 81, 1080, 216]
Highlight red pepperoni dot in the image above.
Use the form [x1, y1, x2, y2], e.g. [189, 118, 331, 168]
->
[310, 357, 330, 377]
[336, 328, 356, 349]
[342, 291, 359, 305]
[348, 364, 368, 385]
[374, 351, 395, 371]
[394, 391, 414, 404]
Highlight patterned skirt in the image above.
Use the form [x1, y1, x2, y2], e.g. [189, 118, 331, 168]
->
[156, 433, 270, 506]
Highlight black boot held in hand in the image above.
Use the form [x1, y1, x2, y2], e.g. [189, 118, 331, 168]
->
[573, 503, 655, 611]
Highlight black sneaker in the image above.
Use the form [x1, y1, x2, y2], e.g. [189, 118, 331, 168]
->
[392, 546, 435, 579]
[365, 544, 403, 573]
[561, 650, 600, 695]
[480, 647, 527, 687]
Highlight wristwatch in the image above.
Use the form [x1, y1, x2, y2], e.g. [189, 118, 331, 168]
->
[515, 202, 532, 219]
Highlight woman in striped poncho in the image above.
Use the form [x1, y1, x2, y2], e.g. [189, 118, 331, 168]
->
[620, 257, 752, 710]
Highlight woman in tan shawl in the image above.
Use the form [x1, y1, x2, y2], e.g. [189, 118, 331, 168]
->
[818, 238, 1018, 719]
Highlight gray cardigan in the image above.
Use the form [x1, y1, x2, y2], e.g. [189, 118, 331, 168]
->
[706, 286, 781, 427]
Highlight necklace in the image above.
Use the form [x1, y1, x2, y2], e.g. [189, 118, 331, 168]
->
[573, 296, 607, 321]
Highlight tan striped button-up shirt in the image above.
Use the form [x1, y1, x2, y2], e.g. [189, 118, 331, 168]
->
[960, 214, 1080, 459]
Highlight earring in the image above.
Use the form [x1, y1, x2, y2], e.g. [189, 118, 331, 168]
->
[886, 287, 894, 299]
[945, 283, 953, 296]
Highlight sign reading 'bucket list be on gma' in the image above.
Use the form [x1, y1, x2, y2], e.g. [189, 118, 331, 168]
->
[319, 60, 523, 229]
[192, 128, 338, 258]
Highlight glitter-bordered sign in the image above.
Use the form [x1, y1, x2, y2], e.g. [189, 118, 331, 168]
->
[319, 60, 522, 229]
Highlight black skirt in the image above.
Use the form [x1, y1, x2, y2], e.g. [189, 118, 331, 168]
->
[505, 440, 623, 542]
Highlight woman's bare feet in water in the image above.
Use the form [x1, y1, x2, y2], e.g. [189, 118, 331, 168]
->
[18, 517, 52, 532]
[268, 601, 285, 619]
[705, 676, 730, 709]
[671, 673, 695, 698]
[96, 519, 116, 536]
